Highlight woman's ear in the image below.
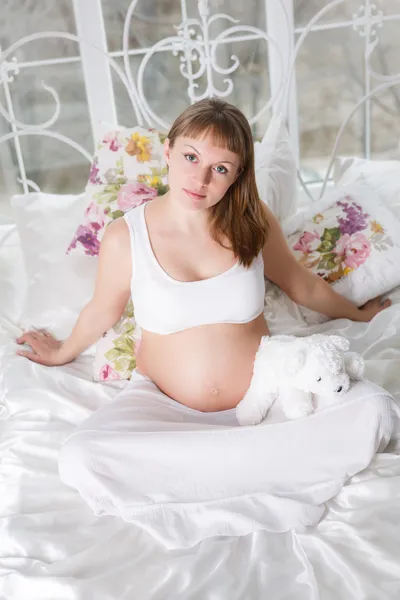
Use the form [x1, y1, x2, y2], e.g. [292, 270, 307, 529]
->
[164, 138, 171, 166]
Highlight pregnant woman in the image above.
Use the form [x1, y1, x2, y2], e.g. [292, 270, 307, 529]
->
[17, 99, 396, 547]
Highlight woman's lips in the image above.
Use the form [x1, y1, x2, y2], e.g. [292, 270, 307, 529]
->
[183, 188, 206, 200]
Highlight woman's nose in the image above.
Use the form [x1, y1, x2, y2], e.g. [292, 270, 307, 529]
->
[194, 168, 211, 187]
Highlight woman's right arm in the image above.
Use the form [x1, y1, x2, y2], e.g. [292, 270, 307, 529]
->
[16, 219, 132, 366]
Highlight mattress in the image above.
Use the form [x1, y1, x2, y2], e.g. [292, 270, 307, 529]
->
[1, 220, 400, 600]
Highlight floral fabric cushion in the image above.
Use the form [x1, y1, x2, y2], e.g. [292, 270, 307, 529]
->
[67, 123, 168, 256]
[93, 299, 141, 381]
[287, 182, 400, 323]
[66, 122, 168, 381]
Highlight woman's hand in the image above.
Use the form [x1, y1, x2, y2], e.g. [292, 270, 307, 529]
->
[16, 329, 68, 366]
[359, 296, 392, 322]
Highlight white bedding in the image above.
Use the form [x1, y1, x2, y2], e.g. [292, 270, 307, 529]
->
[1, 222, 400, 599]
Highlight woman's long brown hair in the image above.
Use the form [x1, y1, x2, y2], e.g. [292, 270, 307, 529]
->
[167, 98, 269, 267]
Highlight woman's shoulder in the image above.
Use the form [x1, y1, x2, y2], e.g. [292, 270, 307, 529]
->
[101, 217, 131, 255]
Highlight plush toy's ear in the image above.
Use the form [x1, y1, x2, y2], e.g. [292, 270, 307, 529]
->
[328, 335, 350, 352]
[287, 347, 307, 375]
[344, 351, 365, 380]
[308, 334, 325, 346]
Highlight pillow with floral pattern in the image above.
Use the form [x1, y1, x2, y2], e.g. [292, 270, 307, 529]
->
[66, 122, 168, 381]
[66, 122, 168, 256]
[93, 298, 141, 381]
[286, 182, 400, 323]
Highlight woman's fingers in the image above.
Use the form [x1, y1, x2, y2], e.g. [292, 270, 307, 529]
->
[16, 329, 53, 344]
[16, 336, 47, 357]
[16, 349, 43, 363]
[20, 338, 39, 351]
[16, 330, 49, 345]
[16, 331, 38, 344]
[15, 329, 60, 365]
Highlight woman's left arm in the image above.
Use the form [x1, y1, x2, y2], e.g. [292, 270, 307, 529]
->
[261, 204, 391, 323]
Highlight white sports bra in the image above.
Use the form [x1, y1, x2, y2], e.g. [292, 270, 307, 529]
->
[123, 203, 265, 335]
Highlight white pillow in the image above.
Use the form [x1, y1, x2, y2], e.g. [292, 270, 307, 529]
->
[0, 225, 27, 326]
[284, 181, 400, 324]
[254, 114, 297, 221]
[334, 157, 400, 211]
[11, 192, 98, 342]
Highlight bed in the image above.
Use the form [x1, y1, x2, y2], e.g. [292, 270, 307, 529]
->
[1, 1, 400, 598]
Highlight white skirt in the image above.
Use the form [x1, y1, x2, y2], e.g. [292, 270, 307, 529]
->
[58, 370, 399, 549]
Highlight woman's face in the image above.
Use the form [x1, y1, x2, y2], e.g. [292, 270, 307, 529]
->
[164, 134, 242, 211]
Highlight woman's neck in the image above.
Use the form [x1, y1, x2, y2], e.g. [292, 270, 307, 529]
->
[157, 192, 211, 235]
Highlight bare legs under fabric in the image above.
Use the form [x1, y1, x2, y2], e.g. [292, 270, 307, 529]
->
[58, 370, 399, 549]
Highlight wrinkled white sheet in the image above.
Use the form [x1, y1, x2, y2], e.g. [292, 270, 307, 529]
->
[1, 223, 400, 599]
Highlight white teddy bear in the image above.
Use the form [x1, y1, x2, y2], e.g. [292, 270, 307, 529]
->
[236, 334, 364, 426]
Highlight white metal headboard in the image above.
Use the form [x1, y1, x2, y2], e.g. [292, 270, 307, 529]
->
[0, 0, 399, 199]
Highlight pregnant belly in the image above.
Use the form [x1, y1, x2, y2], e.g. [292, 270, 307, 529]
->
[136, 314, 269, 411]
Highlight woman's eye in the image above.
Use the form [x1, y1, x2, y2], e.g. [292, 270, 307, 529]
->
[316, 377, 322, 382]
[215, 165, 228, 174]
[184, 154, 197, 162]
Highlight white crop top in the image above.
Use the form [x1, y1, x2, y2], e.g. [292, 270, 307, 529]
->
[123, 204, 265, 335]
